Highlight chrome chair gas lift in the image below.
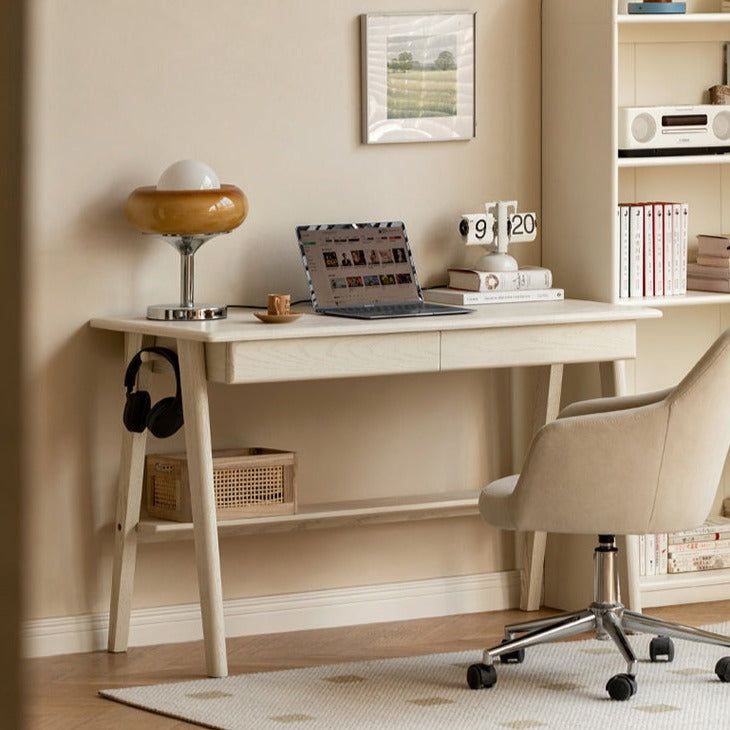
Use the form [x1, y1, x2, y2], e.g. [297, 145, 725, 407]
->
[467, 330, 730, 701]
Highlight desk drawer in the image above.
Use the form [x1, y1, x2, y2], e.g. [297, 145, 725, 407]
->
[206, 332, 440, 384]
[441, 321, 636, 370]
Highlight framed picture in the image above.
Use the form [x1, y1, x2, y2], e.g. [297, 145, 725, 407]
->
[361, 11, 476, 145]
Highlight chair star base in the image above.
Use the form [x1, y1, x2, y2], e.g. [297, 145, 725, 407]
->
[467, 536, 730, 700]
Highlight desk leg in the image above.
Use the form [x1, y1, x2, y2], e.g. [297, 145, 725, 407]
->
[519, 363, 564, 611]
[178, 340, 227, 678]
[108, 332, 151, 652]
[600, 360, 641, 614]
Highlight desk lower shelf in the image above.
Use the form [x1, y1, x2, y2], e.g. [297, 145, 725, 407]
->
[137, 490, 482, 543]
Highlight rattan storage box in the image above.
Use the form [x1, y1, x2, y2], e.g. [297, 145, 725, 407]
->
[145, 448, 297, 522]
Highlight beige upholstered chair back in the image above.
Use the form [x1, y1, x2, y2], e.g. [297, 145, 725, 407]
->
[657, 328, 730, 531]
[511, 329, 730, 535]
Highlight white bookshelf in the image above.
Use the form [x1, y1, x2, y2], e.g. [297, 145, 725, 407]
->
[618, 154, 730, 168]
[614, 291, 730, 306]
[543, 0, 730, 608]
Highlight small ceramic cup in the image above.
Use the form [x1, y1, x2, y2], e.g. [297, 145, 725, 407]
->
[267, 294, 291, 316]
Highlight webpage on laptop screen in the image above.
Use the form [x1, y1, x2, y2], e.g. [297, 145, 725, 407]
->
[299, 224, 421, 309]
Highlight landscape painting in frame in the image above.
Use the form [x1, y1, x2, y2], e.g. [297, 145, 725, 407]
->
[361, 12, 475, 144]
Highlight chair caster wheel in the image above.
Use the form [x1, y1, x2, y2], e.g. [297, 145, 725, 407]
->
[649, 635, 674, 663]
[467, 663, 497, 690]
[716, 657, 730, 682]
[606, 673, 637, 701]
[499, 639, 525, 664]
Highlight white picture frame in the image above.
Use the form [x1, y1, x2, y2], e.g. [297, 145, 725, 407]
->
[361, 11, 476, 145]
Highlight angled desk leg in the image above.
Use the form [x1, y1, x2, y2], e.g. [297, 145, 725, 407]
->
[178, 339, 227, 678]
[519, 364, 564, 611]
[108, 332, 152, 652]
[600, 360, 641, 614]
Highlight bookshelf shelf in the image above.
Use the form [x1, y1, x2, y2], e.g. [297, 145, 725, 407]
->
[641, 568, 730, 608]
[618, 154, 730, 169]
[614, 292, 730, 307]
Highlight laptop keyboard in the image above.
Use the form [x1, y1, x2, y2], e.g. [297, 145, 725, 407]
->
[326, 302, 468, 318]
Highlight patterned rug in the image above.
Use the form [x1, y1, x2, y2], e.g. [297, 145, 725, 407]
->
[101, 621, 730, 729]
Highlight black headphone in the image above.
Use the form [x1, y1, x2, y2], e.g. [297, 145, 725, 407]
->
[123, 347, 184, 438]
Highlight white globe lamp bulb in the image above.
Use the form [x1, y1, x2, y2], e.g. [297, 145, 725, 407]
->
[157, 159, 221, 191]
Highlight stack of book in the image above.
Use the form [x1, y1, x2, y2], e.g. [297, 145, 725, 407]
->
[423, 266, 564, 306]
[687, 234, 730, 294]
[617, 202, 688, 299]
[639, 517, 730, 576]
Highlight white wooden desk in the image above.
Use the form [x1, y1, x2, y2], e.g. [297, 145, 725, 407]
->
[91, 300, 661, 677]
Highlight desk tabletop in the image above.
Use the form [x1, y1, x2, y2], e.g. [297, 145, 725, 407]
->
[90, 299, 661, 343]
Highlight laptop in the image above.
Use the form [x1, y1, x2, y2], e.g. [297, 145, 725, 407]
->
[296, 222, 473, 319]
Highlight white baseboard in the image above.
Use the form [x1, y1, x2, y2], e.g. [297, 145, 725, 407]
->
[23, 569, 520, 658]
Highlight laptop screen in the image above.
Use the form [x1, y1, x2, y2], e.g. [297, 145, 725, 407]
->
[296, 222, 422, 310]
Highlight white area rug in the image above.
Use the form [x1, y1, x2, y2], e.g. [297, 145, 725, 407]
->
[101, 622, 730, 729]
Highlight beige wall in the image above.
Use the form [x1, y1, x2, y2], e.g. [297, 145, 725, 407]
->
[24, 1, 541, 622]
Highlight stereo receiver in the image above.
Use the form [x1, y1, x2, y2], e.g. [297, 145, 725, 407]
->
[619, 105, 730, 157]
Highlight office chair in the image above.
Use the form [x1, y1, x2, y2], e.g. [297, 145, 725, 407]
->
[467, 329, 730, 700]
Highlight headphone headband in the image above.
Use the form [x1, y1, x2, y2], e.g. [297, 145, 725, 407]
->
[124, 346, 181, 399]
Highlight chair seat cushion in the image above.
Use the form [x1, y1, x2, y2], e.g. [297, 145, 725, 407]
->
[479, 474, 521, 530]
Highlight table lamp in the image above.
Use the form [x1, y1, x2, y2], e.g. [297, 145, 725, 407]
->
[126, 160, 248, 321]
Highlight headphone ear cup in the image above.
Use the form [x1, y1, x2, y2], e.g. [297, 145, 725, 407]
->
[147, 396, 184, 439]
[124, 391, 151, 433]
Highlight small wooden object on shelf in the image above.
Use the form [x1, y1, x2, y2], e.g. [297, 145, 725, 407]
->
[710, 85, 730, 104]
[145, 448, 297, 522]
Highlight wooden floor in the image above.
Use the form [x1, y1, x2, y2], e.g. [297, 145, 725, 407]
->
[25, 600, 730, 728]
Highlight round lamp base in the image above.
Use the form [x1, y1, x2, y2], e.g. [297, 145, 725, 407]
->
[147, 304, 227, 321]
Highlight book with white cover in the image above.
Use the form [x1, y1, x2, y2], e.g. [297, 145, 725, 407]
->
[645, 534, 656, 576]
[619, 206, 629, 299]
[629, 205, 643, 298]
[668, 538, 730, 554]
[639, 535, 646, 577]
[669, 550, 730, 574]
[680, 204, 688, 295]
[643, 205, 654, 297]
[663, 203, 673, 296]
[653, 204, 664, 296]
[672, 204, 682, 294]
[448, 266, 552, 293]
[424, 288, 564, 306]
[657, 533, 668, 575]
[697, 235, 730, 258]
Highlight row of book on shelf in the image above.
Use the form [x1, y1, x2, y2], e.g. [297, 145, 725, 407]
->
[617, 202, 688, 300]
[424, 266, 563, 305]
[640, 510, 730, 576]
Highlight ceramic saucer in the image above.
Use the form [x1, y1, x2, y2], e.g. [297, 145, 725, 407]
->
[253, 312, 303, 324]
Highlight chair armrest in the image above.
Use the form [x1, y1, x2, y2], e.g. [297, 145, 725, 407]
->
[511, 402, 670, 534]
[558, 387, 672, 420]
